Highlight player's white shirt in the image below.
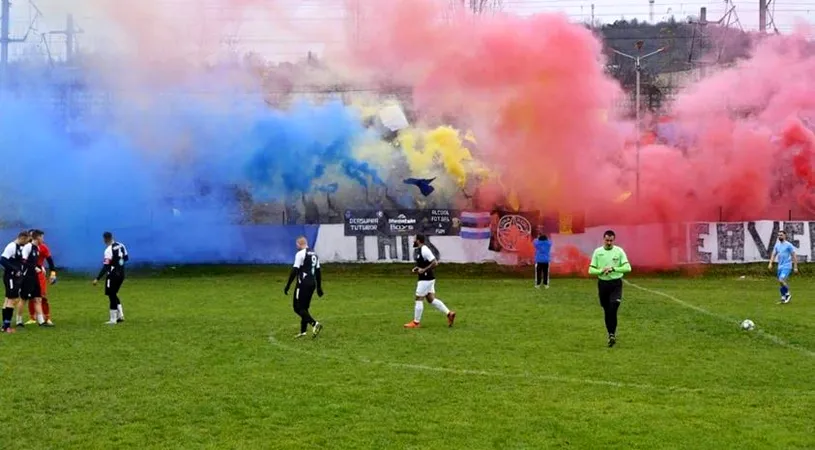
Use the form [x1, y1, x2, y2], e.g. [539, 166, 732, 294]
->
[1, 242, 16, 259]
[420, 245, 435, 262]
[292, 248, 320, 268]
[415, 245, 437, 297]
[21, 242, 34, 260]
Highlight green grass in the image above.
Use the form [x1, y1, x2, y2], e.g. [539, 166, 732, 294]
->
[3, 265, 815, 449]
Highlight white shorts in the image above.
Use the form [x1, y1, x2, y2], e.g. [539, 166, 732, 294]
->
[415, 280, 436, 297]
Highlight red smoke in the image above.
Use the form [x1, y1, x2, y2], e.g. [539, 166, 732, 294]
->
[343, 1, 815, 269]
[668, 33, 815, 221]
[781, 119, 815, 215]
[550, 246, 591, 276]
[345, 0, 815, 220]
[347, 0, 624, 218]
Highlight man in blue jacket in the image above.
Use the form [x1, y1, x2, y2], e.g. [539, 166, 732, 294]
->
[534, 234, 552, 289]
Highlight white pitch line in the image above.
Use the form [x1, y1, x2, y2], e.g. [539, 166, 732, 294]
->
[267, 331, 706, 393]
[267, 326, 813, 396]
[625, 280, 815, 359]
[267, 299, 815, 395]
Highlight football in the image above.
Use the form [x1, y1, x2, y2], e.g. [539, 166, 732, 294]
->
[741, 319, 755, 331]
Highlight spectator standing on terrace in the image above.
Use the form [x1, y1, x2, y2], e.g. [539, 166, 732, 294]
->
[534, 234, 552, 289]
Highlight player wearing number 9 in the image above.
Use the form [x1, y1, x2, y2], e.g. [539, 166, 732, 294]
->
[284, 236, 324, 339]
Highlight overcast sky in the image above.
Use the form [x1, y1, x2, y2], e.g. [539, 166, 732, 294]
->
[6, 0, 814, 62]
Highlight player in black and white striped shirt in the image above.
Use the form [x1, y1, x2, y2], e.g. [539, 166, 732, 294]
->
[1, 231, 30, 333]
[284, 236, 324, 338]
[404, 234, 456, 328]
[93, 232, 129, 325]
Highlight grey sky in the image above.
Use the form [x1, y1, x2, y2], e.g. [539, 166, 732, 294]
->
[5, 0, 813, 62]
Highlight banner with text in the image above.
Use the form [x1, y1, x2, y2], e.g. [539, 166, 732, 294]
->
[690, 220, 812, 263]
[343, 210, 460, 237]
[320, 220, 815, 265]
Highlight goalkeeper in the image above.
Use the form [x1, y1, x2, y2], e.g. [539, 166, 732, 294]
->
[26, 229, 57, 327]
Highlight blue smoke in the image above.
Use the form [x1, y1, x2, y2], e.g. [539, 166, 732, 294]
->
[0, 64, 382, 270]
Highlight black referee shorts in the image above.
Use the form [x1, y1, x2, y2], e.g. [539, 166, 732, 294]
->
[293, 281, 316, 312]
[20, 274, 41, 300]
[598, 279, 623, 307]
[105, 274, 125, 296]
[3, 273, 21, 299]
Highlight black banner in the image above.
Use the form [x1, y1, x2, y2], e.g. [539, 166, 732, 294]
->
[424, 209, 461, 237]
[343, 210, 460, 237]
[488, 210, 540, 252]
[343, 210, 383, 236]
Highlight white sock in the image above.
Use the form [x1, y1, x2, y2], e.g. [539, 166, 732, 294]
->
[117, 304, 124, 319]
[413, 301, 424, 323]
[109, 310, 117, 323]
[37, 313, 44, 324]
[16, 313, 23, 323]
[431, 299, 450, 315]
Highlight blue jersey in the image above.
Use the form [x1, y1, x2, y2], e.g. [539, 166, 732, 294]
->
[774, 241, 795, 269]
[534, 239, 552, 263]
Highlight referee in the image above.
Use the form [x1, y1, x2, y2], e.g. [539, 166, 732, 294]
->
[588, 230, 631, 347]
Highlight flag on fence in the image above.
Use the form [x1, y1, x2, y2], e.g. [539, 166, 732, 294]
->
[558, 211, 586, 234]
[488, 210, 540, 252]
[539, 214, 560, 235]
[460, 211, 492, 239]
[572, 211, 586, 234]
[403, 177, 436, 196]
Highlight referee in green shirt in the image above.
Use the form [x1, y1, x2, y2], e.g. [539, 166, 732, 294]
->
[588, 230, 632, 347]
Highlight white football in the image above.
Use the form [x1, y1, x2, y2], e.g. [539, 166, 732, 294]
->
[741, 319, 755, 331]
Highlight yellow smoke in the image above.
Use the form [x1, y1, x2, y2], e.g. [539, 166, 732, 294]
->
[396, 126, 482, 188]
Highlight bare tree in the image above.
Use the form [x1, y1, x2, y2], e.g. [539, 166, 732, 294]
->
[452, 0, 503, 13]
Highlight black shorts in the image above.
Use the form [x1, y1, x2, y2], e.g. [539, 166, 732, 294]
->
[293, 282, 316, 312]
[3, 274, 21, 299]
[20, 275, 41, 300]
[105, 275, 125, 296]
[598, 279, 623, 307]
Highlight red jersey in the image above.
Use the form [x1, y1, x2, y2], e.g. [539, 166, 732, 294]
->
[37, 243, 52, 268]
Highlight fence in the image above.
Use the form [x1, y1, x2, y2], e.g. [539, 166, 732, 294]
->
[5, 211, 814, 271]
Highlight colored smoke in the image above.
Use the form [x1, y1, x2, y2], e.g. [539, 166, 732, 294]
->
[344, 1, 815, 269]
[0, 1, 380, 269]
[347, 0, 624, 216]
[5, 0, 815, 272]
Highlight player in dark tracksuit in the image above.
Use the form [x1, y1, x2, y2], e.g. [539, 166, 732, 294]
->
[93, 232, 129, 325]
[284, 236, 324, 338]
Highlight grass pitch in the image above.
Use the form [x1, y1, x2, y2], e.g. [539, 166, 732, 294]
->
[2, 265, 814, 449]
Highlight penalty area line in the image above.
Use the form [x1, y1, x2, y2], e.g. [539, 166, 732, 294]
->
[625, 280, 815, 359]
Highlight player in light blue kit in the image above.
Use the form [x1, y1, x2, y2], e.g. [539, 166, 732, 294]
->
[768, 230, 798, 304]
